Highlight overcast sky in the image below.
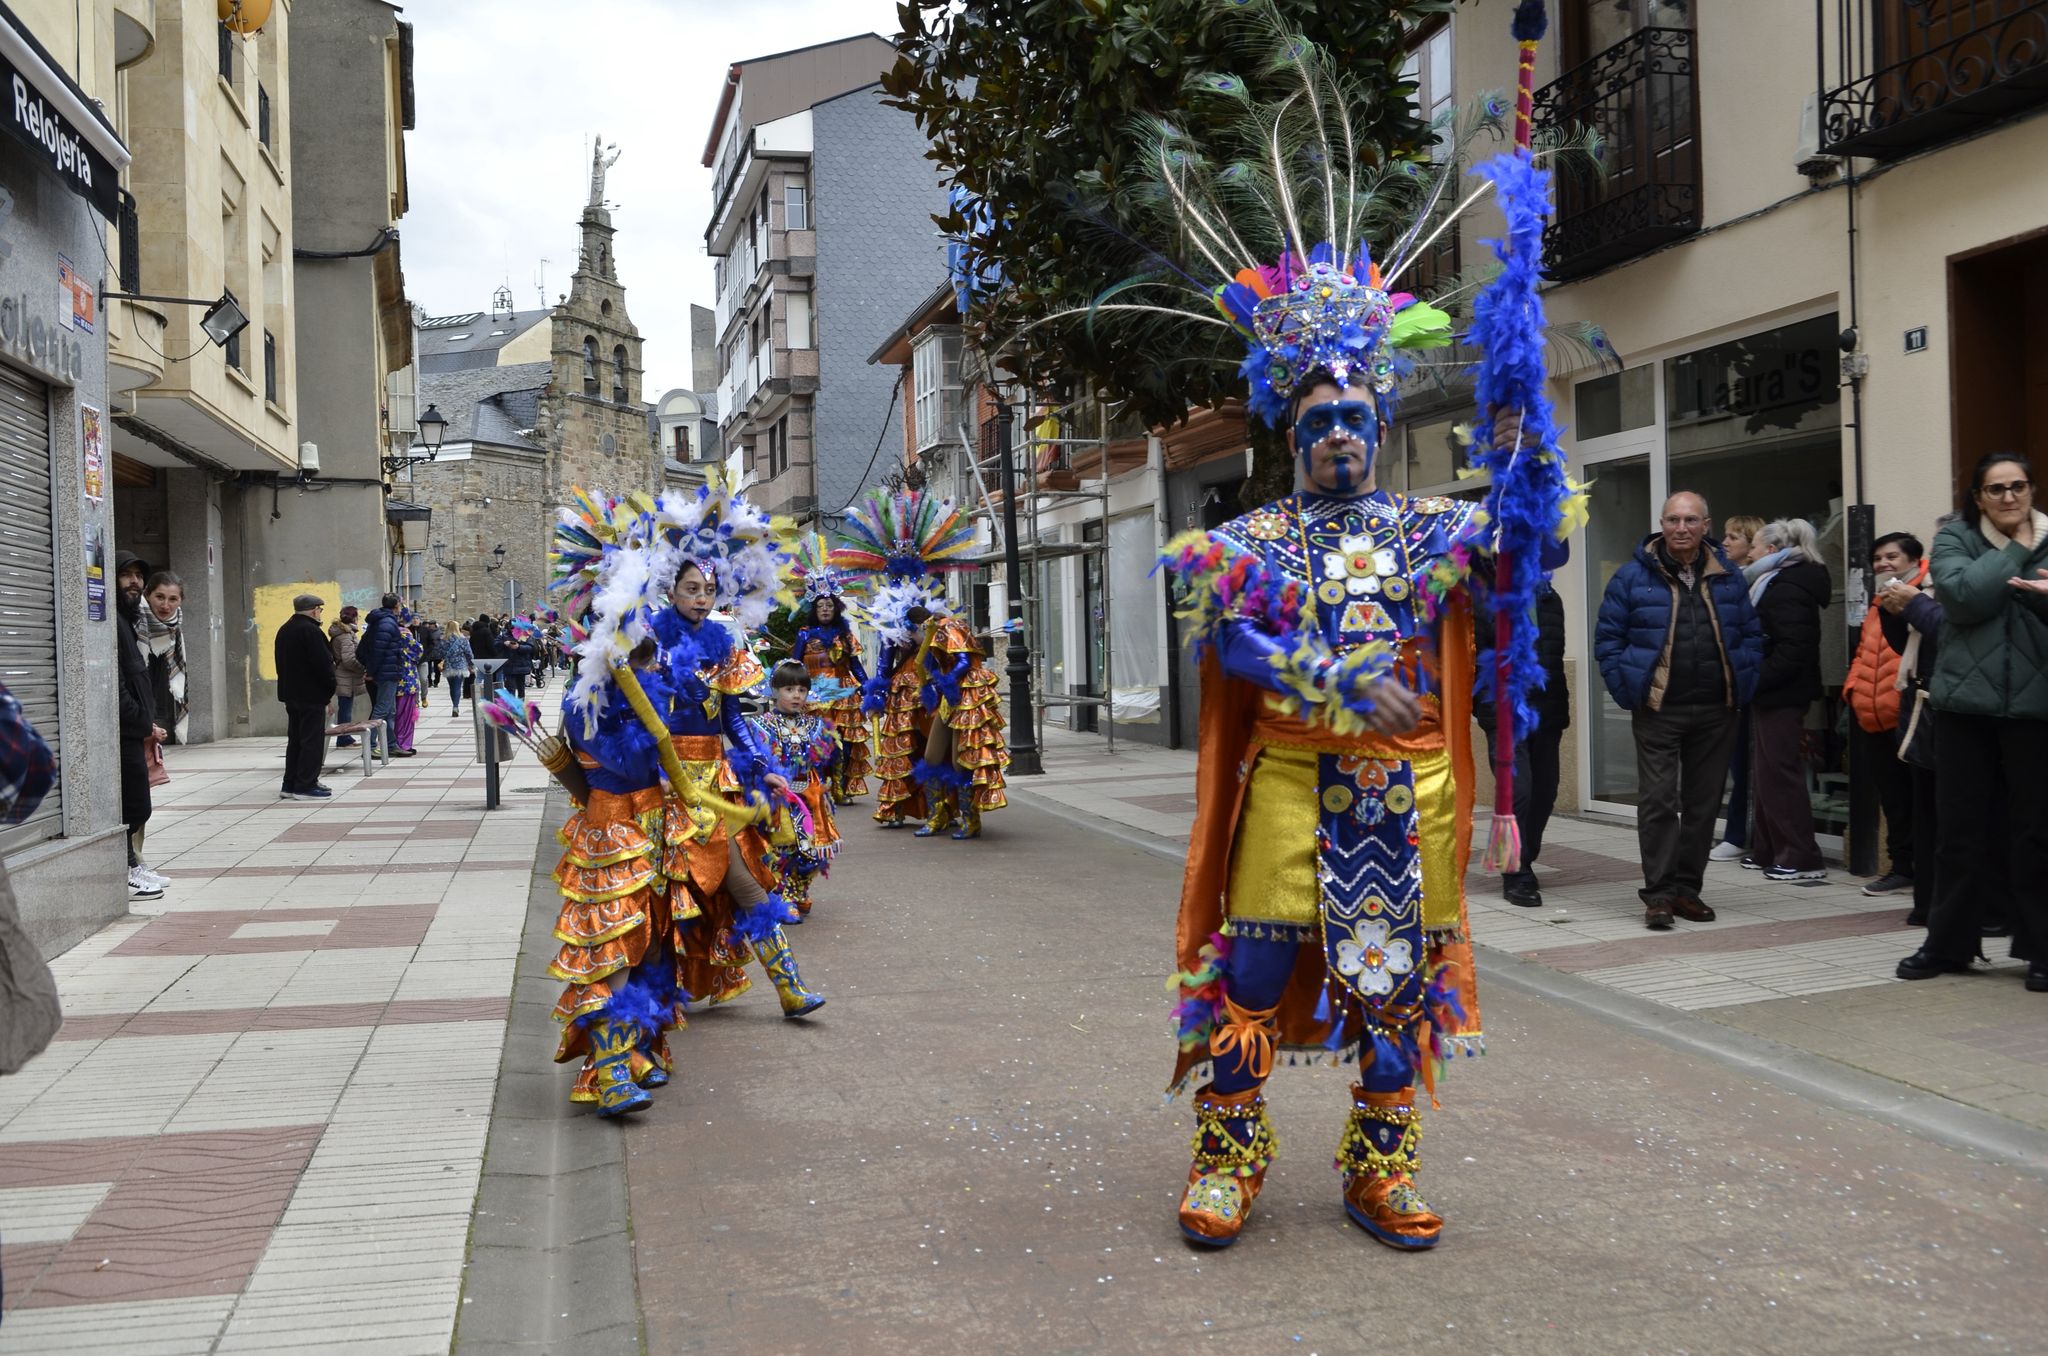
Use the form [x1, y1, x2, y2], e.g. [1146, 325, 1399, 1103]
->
[404, 0, 907, 398]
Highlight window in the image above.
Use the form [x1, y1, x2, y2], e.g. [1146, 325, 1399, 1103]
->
[258, 84, 272, 148]
[1400, 20, 1455, 151]
[218, 23, 236, 84]
[764, 418, 789, 479]
[263, 330, 277, 403]
[672, 425, 691, 460]
[912, 327, 965, 452]
[582, 336, 599, 393]
[785, 290, 812, 350]
[785, 180, 809, 231]
[612, 345, 628, 402]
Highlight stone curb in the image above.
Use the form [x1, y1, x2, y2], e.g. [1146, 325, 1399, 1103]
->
[453, 786, 645, 1355]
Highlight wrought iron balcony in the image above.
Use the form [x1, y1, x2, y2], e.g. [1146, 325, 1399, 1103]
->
[1534, 27, 1701, 280]
[1818, 0, 2048, 158]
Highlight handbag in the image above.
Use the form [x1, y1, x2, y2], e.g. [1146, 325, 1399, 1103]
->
[145, 733, 171, 787]
[1894, 630, 1935, 771]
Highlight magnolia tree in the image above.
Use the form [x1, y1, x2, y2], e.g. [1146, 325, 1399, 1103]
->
[883, 0, 1452, 501]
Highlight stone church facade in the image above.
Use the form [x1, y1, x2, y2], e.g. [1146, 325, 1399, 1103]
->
[410, 150, 690, 623]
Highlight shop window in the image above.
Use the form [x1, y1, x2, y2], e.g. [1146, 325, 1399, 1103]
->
[1575, 364, 1656, 440]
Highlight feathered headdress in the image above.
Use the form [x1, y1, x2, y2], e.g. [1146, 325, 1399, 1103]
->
[791, 530, 867, 606]
[859, 576, 952, 649]
[828, 487, 977, 585]
[1025, 0, 1611, 427]
[553, 476, 796, 727]
[639, 476, 799, 636]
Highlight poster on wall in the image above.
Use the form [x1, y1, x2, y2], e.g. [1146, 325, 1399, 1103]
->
[85, 523, 106, 621]
[81, 402, 104, 506]
[58, 254, 95, 333]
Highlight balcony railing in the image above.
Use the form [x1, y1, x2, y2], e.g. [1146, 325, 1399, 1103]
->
[1818, 0, 2048, 158]
[1535, 27, 1701, 281]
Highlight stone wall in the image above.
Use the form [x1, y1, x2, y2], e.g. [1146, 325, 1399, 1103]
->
[405, 449, 552, 621]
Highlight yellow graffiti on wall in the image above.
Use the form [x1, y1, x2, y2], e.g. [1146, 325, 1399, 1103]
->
[252, 582, 341, 680]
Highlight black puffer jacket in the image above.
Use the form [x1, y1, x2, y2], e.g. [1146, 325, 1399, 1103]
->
[1751, 557, 1831, 709]
[1476, 584, 1571, 734]
[116, 595, 155, 742]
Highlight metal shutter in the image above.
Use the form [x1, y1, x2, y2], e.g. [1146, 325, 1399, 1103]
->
[0, 363, 59, 851]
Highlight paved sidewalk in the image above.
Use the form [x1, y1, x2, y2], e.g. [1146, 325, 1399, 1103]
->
[0, 704, 549, 1352]
[1015, 726, 2048, 1133]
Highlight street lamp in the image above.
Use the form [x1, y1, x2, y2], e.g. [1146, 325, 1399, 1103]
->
[994, 393, 1041, 775]
[381, 403, 447, 477]
[432, 542, 458, 608]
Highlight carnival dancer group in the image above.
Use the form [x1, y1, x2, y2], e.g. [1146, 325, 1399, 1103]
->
[530, 0, 1593, 1262]
[527, 478, 1009, 1119]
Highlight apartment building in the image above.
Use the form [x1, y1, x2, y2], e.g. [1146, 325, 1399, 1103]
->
[701, 33, 946, 521]
[0, 0, 144, 950]
[107, 0, 306, 744]
[1400, 0, 2048, 844]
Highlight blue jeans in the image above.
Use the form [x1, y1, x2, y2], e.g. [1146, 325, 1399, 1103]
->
[448, 675, 470, 710]
[369, 680, 398, 728]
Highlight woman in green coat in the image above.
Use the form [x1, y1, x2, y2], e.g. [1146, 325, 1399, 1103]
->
[1898, 453, 2048, 992]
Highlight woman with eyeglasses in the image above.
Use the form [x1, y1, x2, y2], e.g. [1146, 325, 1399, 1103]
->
[1897, 454, 2048, 992]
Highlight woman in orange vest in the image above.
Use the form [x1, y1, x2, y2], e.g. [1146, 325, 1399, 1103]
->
[1845, 531, 1927, 900]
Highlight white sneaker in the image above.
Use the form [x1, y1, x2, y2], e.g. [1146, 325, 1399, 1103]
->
[1708, 841, 1745, 862]
[135, 865, 170, 890]
[127, 866, 165, 900]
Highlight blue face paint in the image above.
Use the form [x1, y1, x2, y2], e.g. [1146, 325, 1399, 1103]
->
[1292, 399, 1379, 492]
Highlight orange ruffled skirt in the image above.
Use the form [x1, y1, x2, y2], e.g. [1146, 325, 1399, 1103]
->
[950, 667, 1010, 811]
[873, 668, 930, 823]
[550, 784, 683, 1097]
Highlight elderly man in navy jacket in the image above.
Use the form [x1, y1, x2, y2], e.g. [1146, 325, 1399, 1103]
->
[1596, 492, 1764, 931]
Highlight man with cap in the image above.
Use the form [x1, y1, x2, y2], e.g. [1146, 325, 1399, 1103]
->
[274, 593, 337, 800]
[115, 551, 166, 899]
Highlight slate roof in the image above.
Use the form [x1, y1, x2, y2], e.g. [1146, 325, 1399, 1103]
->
[420, 362, 551, 451]
[416, 308, 552, 373]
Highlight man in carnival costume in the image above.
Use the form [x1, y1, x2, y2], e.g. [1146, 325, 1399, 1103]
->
[1126, 2, 1593, 1249]
[790, 533, 873, 804]
[830, 489, 982, 832]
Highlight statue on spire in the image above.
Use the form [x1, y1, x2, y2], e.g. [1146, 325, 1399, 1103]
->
[589, 137, 622, 208]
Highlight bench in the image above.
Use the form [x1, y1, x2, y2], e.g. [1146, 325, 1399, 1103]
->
[325, 719, 390, 776]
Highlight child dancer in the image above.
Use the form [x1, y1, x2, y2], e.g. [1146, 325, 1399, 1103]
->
[750, 659, 841, 919]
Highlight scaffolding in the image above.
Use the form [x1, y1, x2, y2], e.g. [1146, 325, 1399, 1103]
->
[958, 389, 1118, 753]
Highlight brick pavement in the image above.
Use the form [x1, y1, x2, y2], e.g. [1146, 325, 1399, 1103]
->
[1015, 726, 2048, 1133]
[0, 708, 548, 1352]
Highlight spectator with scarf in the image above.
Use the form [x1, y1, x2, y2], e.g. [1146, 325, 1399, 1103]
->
[140, 571, 190, 747]
[1743, 518, 1831, 883]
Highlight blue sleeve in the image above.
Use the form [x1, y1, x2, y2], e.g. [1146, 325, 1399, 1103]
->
[1539, 534, 1571, 572]
[722, 697, 783, 789]
[1902, 592, 1943, 640]
[1214, 618, 1297, 696]
[1593, 566, 1633, 707]
[844, 630, 870, 686]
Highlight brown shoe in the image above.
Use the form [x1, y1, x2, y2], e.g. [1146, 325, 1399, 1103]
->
[1644, 899, 1674, 930]
[1671, 895, 1716, 923]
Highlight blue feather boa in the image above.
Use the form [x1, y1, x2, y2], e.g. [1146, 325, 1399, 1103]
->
[1463, 148, 1574, 742]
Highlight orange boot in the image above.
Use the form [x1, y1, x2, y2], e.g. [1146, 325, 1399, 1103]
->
[1176, 1086, 1277, 1247]
[1337, 1085, 1443, 1249]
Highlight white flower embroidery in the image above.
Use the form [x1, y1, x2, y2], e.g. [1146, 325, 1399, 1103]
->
[1334, 919, 1414, 997]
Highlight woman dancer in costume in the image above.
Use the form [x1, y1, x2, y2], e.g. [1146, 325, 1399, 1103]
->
[911, 602, 1009, 840]
[630, 480, 826, 1019]
[1061, 3, 1594, 1250]
[548, 637, 681, 1118]
[749, 659, 842, 918]
[790, 533, 872, 804]
[828, 489, 979, 829]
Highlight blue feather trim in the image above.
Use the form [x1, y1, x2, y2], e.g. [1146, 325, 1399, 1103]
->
[1463, 148, 1576, 743]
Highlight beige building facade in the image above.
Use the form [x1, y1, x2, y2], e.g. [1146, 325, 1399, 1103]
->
[1402, 0, 2048, 842]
